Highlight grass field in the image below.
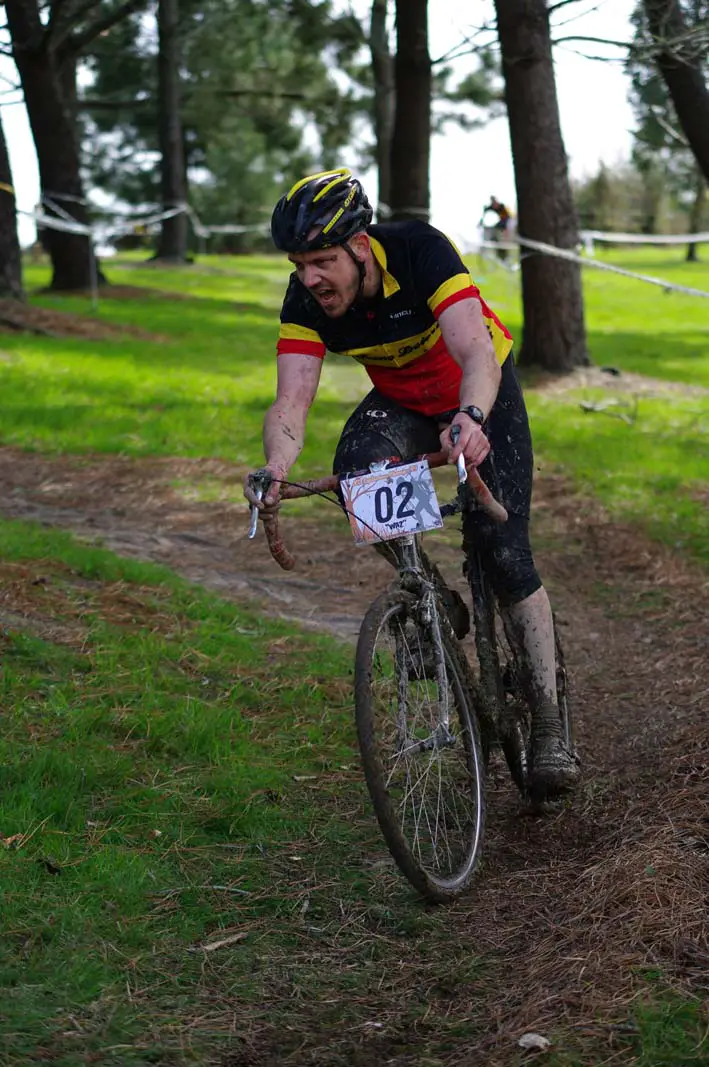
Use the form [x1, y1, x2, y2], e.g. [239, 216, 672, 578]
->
[0, 247, 707, 1064]
[2, 246, 707, 568]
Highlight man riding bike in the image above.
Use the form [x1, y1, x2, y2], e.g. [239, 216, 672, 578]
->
[244, 167, 578, 798]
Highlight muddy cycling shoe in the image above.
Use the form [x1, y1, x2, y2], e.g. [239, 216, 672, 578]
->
[529, 712, 580, 799]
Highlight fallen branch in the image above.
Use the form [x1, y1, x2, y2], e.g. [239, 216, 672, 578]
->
[579, 398, 639, 424]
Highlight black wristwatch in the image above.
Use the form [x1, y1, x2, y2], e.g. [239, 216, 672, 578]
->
[457, 405, 486, 426]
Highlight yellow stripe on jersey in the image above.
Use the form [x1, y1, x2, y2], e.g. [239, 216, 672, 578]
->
[278, 322, 323, 345]
[341, 322, 441, 368]
[369, 237, 401, 298]
[427, 273, 474, 314]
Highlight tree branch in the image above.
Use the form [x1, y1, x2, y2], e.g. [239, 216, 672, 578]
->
[551, 34, 632, 48]
[79, 89, 308, 110]
[546, 0, 591, 13]
[46, 0, 103, 51]
[432, 24, 497, 66]
[59, 0, 147, 58]
[651, 106, 689, 146]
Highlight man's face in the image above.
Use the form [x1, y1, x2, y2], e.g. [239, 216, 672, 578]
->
[288, 242, 362, 318]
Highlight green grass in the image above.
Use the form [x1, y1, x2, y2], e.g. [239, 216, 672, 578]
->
[527, 388, 709, 566]
[470, 247, 709, 566]
[0, 517, 383, 1063]
[5, 247, 707, 568]
[473, 245, 709, 387]
[547, 995, 709, 1066]
[0, 248, 707, 1061]
[2, 517, 705, 1065]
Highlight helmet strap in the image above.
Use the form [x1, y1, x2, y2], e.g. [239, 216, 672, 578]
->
[342, 241, 367, 301]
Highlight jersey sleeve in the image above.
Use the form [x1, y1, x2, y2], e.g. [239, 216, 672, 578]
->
[276, 275, 326, 359]
[410, 225, 481, 319]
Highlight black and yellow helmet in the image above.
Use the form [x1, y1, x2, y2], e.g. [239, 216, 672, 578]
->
[270, 168, 373, 252]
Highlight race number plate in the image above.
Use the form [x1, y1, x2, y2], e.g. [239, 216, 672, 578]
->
[341, 460, 443, 545]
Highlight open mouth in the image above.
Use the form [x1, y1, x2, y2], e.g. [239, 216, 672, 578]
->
[315, 288, 337, 307]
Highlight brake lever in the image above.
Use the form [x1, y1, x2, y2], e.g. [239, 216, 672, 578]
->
[449, 424, 467, 485]
[247, 470, 273, 539]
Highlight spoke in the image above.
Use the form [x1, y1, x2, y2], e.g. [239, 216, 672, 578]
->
[434, 742, 451, 873]
[370, 605, 482, 883]
[414, 747, 440, 864]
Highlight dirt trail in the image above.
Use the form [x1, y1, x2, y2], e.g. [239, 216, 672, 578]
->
[1, 446, 707, 1064]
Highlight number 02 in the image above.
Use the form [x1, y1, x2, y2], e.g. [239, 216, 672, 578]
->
[374, 480, 416, 524]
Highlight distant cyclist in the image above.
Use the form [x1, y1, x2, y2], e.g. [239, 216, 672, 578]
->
[245, 168, 578, 798]
[478, 196, 512, 262]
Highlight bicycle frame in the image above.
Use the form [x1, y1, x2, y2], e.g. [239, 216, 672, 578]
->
[248, 455, 509, 753]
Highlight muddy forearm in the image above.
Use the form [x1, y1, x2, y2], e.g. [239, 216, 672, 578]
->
[458, 352, 501, 419]
[263, 401, 308, 475]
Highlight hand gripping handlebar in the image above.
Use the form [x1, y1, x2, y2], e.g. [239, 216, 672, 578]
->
[248, 446, 507, 571]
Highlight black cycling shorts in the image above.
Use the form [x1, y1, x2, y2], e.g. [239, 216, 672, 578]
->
[332, 355, 542, 606]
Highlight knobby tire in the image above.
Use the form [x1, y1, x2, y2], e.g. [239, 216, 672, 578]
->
[354, 589, 487, 903]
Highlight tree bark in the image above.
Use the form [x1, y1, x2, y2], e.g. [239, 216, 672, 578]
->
[389, 0, 430, 221]
[0, 111, 23, 300]
[370, 0, 395, 217]
[686, 166, 706, 262]
[494, 0, 589, 372]
[5, 0, 106, 291]
[154, 0, 188, 261]
[643, 0, 709, 185]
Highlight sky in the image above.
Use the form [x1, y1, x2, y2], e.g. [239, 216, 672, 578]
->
[0, 0, 636, 248]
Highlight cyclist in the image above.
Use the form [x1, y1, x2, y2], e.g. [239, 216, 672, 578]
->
[244, 167, 578, 798]
[480, 196, 514, 262]
[482, 195, 512, 232]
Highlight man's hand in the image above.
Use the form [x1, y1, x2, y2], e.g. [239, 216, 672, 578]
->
[244, 463, 287, 512]
[440, 413, 490, 469]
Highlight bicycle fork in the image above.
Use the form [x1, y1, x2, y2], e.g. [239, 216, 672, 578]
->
[395, 536, 456, 756]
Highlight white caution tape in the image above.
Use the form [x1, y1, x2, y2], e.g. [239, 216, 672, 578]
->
[30, 209, 91, 236]
[477, 237, 709, 299]
[104, 204, 186, 239]
[199, 223, 271, 235]
[26, 201, 271, 244]
[24, 200, 709, 299]
[518, 235, 709, 298]
[41, 196, 89, 228]
[581, 229, 709, 245]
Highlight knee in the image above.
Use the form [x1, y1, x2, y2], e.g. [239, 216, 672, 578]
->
[465, 514, 542, 606]
[333, 431, 401, 477]
[487, 542, 541, 606]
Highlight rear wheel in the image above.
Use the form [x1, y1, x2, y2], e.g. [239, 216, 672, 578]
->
[355, 590, 486, 903]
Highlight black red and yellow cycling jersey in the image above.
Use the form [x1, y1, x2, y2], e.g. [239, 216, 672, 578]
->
[276, 220, 513, 417]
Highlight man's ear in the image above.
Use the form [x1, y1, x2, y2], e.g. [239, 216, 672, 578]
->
[348, 232, 370, 262]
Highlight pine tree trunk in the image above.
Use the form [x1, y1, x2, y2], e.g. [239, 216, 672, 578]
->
[5, 0, 106, 292]
[370, 0, 395, 217]
[0, 112, 23, 300]
[389, 0, 430, 222]
[686, 168, 706, 262]
[643, 0, 709, 185]
[494, 0, 588, 372]
[154, 0, 188, 261]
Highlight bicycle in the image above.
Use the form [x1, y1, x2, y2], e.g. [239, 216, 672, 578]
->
[247, 441, 575, 903]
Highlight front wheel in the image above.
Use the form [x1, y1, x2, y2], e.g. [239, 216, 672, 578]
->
[354, 590, 486, 903]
